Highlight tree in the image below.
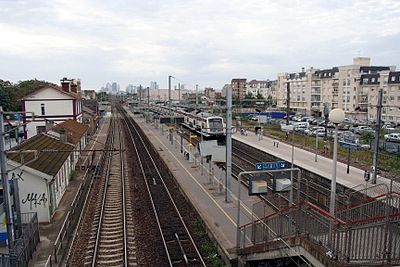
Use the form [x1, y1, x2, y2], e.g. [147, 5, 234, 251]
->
[266, 95, 273, 107]
[361, 132, 374, 147]
[0, 79, 51, 111]
[256, 92, 265, 100]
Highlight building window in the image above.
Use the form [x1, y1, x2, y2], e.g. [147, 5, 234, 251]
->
[36, 126, 46, 134]
[41, 104, 45, 115]
[392, 76, 396, 82]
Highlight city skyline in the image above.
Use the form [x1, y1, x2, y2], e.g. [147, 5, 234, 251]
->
[1, 0, 399, 90]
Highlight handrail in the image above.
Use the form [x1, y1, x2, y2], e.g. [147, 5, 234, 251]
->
[239, 200, 346, 229]
[336, 191, 399, 211]
[348, 212, 400, 225]
[44, 255, 52, 267]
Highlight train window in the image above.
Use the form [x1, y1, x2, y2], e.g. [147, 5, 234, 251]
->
[208, 118, 223, 132]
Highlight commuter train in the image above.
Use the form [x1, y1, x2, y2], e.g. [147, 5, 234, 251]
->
[152, 105, 225, 136]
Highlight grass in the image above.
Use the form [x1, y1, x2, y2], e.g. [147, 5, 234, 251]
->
[191, 219, 225, 267]
[235, 119, 400, 176]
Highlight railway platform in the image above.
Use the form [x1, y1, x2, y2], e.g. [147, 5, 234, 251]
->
[28, 117, 110, 267]
[233, 131, 397, 195]
[125, 109, 278, 264]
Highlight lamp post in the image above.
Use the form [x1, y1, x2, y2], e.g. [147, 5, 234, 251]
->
[328, 108, 345, 215]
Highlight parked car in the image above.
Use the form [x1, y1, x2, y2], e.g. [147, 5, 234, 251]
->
[382, 124, 396, 132]
[305, 126, 324, 136]
[384, 133, 400, 143]
[280, 122, 294, 132]
[338, 123, 350, 131]
[311, 128, 326, 137]
[295, 124, 308, 133]
[354, 126, 374, 135]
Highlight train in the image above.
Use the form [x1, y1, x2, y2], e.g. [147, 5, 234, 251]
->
[151, 105, 225, 137]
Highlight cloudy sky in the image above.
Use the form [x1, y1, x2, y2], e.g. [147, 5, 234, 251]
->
[1, 0, 400, 90]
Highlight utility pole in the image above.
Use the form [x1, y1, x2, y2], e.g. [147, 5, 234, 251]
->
[372, 88, 383, 184]
[178, 83, 181, 104]
[324, 103, 329, 139]
[286, 82, 290, 125]
[226, 86, 232, 202]
[0, 107, 14, 250]
[147, 87, 150, 121]
[168, 76, 173, 115]
[195, 84, 199, 111]
[139, 84, 142, 106]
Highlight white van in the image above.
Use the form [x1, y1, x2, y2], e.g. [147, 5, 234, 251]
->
[294, 122, 309, 128]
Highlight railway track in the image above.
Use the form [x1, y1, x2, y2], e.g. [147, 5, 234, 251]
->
[178, 126, 343, 211]
[68, 109, 136, 266]
[120, 106, 206, 267]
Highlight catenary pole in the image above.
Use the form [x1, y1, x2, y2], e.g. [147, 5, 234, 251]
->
[372, 88, 383, 184]
[0, 107, 14, 250]
[226, 86, 232, 202]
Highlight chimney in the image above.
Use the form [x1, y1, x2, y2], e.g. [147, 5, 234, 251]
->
[71, 82, 78, 94]
[59, 128, 68, 143]
[45, 120, 54, 131]
[60, 77, 71, 92]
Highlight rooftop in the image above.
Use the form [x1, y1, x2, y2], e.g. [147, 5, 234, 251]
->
[8, 134, 73, 177]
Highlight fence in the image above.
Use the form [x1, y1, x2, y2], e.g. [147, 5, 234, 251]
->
[0, 212, 40, 267]
[240, 200, 400, 265]
[52, 165, 95, 264]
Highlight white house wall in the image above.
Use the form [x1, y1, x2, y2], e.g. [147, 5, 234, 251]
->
[7, 166, 50, 223]
[7, 154, 74, 223]
[24, 87, 82, 138]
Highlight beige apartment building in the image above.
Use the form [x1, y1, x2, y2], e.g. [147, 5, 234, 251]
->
[277, 57, 400, 124]
[246, 79, 278, 105]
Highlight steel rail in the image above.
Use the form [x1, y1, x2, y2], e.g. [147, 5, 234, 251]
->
[118, 113, 129, 267]
[91, 108, 129, 267]
[91, 111, 116, 267]
[120, 106, 206, 267]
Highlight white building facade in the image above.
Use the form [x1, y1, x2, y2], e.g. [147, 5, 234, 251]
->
[22, 81, 82, 139]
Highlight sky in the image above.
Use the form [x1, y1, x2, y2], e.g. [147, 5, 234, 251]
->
[1, 0, 400, 91]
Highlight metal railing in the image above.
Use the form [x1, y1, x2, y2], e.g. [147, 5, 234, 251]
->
[52, 165, 95, 264]
[44, 255, 53, 267]
[239, 200, 400, 265]
[0, 212, 40, 267]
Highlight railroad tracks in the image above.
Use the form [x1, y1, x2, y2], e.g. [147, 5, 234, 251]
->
[68, 110, 136, 266]
[120, 106, 206, 266]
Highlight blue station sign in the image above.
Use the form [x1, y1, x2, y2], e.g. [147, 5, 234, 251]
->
[255, 161, 288, 171]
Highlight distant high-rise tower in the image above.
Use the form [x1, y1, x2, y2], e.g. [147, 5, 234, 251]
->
[150, 81, 159, 90]
[112, 82, 118, 92]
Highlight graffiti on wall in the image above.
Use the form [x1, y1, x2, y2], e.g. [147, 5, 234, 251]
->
[22, 193, 48, 210]
[11, 170, 24, 181]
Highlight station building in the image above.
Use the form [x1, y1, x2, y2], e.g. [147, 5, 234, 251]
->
[22, 78, 83, 139]
[6, 120, 88, 223]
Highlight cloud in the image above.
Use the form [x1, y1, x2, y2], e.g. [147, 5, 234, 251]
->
[0, 0, 399, 89]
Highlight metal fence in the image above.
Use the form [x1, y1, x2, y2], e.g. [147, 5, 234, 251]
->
[0, 212, 40, 267]
[52, 164, 96, 264]
[240, 201, 400, 265]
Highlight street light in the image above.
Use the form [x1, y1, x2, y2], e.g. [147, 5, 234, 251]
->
[328, 108, 345, 215]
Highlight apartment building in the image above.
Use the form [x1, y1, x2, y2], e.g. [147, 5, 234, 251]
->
[277, 57, 400, 123]
[246, 79, 278, 105]
[231, 78, 247, 100]
[204, 87, 216, 99]
[360, 70, 400, 123]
